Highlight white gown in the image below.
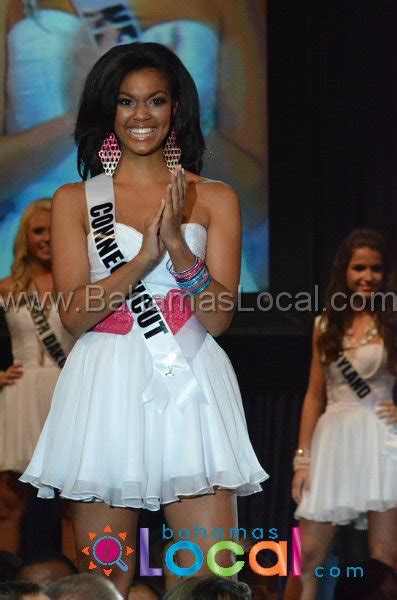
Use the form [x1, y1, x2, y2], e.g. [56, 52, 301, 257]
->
[20, 177, 268, 510]
[0, 305, 75, 473]
[295, 322, 397, 529]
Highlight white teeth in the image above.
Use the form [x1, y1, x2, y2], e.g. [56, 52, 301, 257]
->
[128, 128, 155, 135]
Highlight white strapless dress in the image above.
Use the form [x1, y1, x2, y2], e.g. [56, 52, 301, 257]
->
[21, 220, 268, 510]
[295, 340, 397, 529]
[0, 306, 75, 472]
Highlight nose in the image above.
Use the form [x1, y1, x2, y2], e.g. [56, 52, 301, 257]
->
[363, 269, 373, 282]
[133, 102, 151, 122]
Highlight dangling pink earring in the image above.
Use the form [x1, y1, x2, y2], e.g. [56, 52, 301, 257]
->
[163, 128, 181, 172]
[98, 133, 121, 177]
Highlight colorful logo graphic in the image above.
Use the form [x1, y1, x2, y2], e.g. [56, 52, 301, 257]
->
[81, 524, 134, 576]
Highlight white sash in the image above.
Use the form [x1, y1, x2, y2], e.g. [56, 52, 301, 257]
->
[335, 353, 397, 461]
[335, 354, 371, 399]
[29, 295, 67, 368]
[85, 173, 208, 413]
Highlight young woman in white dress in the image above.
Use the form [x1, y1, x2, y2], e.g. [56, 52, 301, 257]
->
[0, 199, 75, 554]
[20, 42, 268, 597]
[285, 229, 397, 599]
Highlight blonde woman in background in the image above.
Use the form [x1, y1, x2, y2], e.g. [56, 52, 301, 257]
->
[0, 199, 75, 555]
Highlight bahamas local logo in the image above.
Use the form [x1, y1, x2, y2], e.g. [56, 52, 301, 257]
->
[81, 524, 134, 576]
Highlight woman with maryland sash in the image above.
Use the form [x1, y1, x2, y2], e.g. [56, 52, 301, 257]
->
[286, 229, 397, 599]
[20, 43, 269, 596]
[0, 199, 75, 554]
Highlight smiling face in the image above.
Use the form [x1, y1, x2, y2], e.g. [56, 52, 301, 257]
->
[26, 209, 51, 264]
[114, 68, 174, 158]
[346, 246, 384, 297]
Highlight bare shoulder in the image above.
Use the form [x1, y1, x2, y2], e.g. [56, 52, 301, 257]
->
[52, 181, 85, 207]
[187, 173, 240, 211]
[0, 275, 14, 297]
[52, 181, 86, 228]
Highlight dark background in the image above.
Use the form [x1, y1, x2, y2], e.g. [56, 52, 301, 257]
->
[224, 0, 397, 553]
[1, 0, 396, 579]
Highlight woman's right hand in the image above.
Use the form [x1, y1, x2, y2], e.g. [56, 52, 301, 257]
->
[292, 468, 310, 504]
[137, 199, 166, 268]
[0, 363, 23, 387]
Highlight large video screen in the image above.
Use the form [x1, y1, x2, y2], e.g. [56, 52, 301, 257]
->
[0, 0, 268, 291]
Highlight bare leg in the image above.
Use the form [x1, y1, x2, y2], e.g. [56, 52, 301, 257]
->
[0, 471, 33, 553]
[163, 489, 238, 581]
[368, 508, 397, 571]
[284, 519, 337, 600]
[70, 501, 139, 599]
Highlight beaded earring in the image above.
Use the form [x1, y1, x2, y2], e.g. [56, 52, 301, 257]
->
[98, 133, 121, 177]
[163, 128, 181, 172]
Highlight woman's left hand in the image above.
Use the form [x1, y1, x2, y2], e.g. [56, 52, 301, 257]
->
[375, 400, 397, 424]
[160, 165, 187, 247]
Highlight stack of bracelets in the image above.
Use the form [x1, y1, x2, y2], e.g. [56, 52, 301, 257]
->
[293, 448, 311, 471]
[166, 255, 211, 295]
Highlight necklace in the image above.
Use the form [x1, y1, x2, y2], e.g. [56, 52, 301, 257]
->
[342, 321, 383, 379]
[342, 322, 378, 351]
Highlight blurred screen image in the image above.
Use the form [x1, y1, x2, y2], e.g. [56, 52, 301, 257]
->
[0, 0, 268, 290]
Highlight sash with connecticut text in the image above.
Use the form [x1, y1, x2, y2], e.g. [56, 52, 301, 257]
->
[85, 173, 207, 413]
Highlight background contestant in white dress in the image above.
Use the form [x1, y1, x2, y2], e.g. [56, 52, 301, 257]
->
[20, 42, 268, 597]
[285, 229, 397, 600]
[0, 199, 75, 555]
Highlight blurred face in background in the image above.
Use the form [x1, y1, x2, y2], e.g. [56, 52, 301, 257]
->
[18, 560, 74, 587]
[26, 209, 51, 264]
[346, 246, 383, 299]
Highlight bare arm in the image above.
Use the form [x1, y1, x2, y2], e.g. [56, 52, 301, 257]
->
[291, 321, 327, 503]
[203, 0, 267, 232]
[0, 117, 76, 198]
[164, 179, 241, 337]
[296, 322, 327, 451]
[0, 3, 76, 197]
[0, 0, 113, 199]
[51, 185, 164, 338]
[0, 275, 23, 387]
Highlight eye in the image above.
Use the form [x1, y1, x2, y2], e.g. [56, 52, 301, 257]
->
[33, 227, 45, 234]
[371, 265, 383, 272]
[352, 265, 365, 271]
[150, 97, 167, 106]
[117, 97, 133, 106]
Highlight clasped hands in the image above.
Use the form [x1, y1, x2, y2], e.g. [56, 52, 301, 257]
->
[140, 165, 188, 267]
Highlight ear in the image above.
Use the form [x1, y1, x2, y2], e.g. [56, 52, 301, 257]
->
[172, 101, 179, 118]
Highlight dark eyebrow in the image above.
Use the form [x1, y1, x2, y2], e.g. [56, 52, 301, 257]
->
[118, 90, 168, 99]
[351, 262, 382, 267]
